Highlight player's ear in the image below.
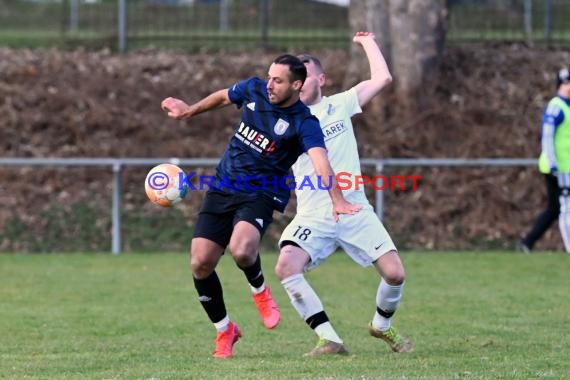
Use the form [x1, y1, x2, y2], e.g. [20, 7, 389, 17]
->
[292, 79, 303, 91]
[318, 73, 326, 87]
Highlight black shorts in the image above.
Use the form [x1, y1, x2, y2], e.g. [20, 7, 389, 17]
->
[193, 190, 275, 248]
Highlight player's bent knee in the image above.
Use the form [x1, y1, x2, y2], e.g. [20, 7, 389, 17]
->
[190, 258, 216, 279]
[228, 240, 260, 266]
[384, 269, 405, 285]
[274, 255, 291, 281]
[275, 243, 305, 281]
[228, 241, 258, 256]
[384, 263, 405, 284]
[375, 250, 406, 284]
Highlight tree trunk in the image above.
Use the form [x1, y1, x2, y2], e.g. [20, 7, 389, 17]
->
[346, 0, 447, 110]
[344, 0, 391, 89]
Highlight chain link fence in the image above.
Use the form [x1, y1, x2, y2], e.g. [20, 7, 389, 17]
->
[1, 0, 569, 52]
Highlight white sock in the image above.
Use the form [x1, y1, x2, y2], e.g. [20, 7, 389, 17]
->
[214, 316, 230, 332]
[281, 274, 342, 343]
[372, 279, 404, 331]
[314, 322, 343, 344]
[251, 282, 266, 295]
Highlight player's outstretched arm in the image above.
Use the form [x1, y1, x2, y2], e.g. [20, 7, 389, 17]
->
[307, 147, 362, 222]
[161, 89, 232, 120]
[352, 31, 392, 107]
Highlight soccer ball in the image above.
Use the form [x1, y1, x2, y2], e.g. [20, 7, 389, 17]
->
[144, 163, 189, 207]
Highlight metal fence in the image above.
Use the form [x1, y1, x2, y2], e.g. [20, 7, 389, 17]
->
[0, 157, 537, 254]
[0, 0, 569, 51]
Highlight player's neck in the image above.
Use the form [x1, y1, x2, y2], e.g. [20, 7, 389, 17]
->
[306, 95, 323, 107]
[558, 88, 570, 99]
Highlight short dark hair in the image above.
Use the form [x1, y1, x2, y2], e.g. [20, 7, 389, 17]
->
[557, 68, 570, 89]
[273, 54, 307, 84]
[297, 53, 325, 74]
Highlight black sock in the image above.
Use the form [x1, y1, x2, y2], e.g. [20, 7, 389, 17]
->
[237, 253, 265, 289]
[193, 271, 227, 323]
[377, 306, 395, 319]
[306, 311, 330, 330]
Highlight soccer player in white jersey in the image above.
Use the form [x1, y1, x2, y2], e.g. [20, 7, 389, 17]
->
[275, 32, 414, 355]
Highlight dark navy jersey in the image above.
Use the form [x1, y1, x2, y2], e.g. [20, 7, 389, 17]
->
[213, 77, 326, 212]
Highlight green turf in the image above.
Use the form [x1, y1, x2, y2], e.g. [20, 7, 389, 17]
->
[1, 251, 569, 379]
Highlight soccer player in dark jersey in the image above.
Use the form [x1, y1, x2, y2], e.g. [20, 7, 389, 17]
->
[161, 54, 361, 358]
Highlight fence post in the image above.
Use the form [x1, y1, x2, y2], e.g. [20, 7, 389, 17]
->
[69, 0, 79, 32]
[544, 0, 552, 46]
[523, 0, 532, 44]
[118, 0, 127, 53]
[220, 0, 229, 32]
[375, 162, 385, 220]
[112, 162, 123, 254]
[259, 0, 269, 51]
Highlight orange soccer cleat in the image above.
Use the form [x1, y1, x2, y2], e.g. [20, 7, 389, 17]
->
[252, 286, 281, 329]
[213, 321, 242, 358]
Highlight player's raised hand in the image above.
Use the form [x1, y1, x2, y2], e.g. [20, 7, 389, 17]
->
[352, 31, 376, 45]
[332, 199, 363, 223]
[161, 97, 190, 120]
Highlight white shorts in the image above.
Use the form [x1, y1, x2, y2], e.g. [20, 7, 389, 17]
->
[279, 204, 397, 272]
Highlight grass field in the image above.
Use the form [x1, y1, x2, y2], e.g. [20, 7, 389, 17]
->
[1, 251, 569, 379]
